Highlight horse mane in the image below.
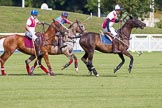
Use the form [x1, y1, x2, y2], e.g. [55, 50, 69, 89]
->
[117, 18, 132, 35]
[68, 20, 82, 29]
[116, 19, 133, 40]
[68, 22, 76, 29]
[85, 32, 99, 35]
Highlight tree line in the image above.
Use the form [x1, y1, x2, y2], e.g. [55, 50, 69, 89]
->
[0, 0, 162, 19]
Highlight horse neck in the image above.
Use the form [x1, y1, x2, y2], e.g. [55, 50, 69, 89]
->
[119, 23, 132, 39]
[68, 24, 78, 37]
[68, 28, 76, 37]
[44, 28, 56, 42]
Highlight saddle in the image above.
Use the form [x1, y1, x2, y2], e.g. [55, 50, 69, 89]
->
[99, 30, 113, 45]
[24, 32, 43, 48]
[100, 34, 112, 45]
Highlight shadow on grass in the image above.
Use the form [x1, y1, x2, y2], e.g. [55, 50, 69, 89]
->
[55, 73, 118, 77]
[2, 73, 117, 77]
[5, 73, 47, 76]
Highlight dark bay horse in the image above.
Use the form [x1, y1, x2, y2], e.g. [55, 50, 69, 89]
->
[0, 20, 68, 76]
[79, 17, 146, 76]
[27, 20, 86, 75]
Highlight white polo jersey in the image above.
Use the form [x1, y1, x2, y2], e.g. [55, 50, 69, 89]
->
[26, 16, 39, 33]
[102, 10, 118, 36]
[106, 10, 117, 27]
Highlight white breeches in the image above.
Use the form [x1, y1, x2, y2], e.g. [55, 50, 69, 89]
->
[103, 26, 117, 37]
[32, 33, 37, 41]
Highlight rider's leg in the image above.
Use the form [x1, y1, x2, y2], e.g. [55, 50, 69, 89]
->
[32, 34, 42, 57]
[109, 27, 121, 53]
[57, 32, 67, 49]
[112, 37, 121, 53]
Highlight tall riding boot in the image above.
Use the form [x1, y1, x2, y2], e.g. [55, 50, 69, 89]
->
[58, 36, 67, 49]
[34, 38, 42, 57]
[112, 38, 121, 54]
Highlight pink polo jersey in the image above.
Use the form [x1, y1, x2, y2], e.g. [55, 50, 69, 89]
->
[26, 16, 39, 33]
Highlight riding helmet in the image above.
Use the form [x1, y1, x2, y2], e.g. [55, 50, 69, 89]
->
[62, 11, 69, 17]
[115, 4, 123, 10]
[31, 10, 38, 16]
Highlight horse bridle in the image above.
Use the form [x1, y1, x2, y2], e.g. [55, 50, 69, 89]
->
[69, 21, 85, 36]
[42, 21, 67, 45]
[76, 21, 86, 34]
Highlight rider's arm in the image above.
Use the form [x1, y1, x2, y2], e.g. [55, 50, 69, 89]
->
[37, 21, 43, 25]
[65, 19, 72, 24]
[25, 18, 31, 32]
[35, 18, 43, 25]
[25, 25, 30, 32]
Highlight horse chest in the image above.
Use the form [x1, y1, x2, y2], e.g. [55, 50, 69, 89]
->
[50, 46, 59, 54]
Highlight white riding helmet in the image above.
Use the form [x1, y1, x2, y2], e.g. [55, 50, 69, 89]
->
[115, 4, 122, 10]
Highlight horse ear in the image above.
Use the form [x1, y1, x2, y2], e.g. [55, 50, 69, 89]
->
[52, 19, 55, 22]
[76, 19, 78, 22]
[129, 16, 133, 19]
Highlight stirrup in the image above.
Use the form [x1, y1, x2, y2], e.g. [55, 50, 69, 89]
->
[60, 45, 67, 49]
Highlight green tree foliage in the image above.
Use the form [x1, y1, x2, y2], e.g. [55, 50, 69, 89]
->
[155, 0, 162, 11]
[0, 0, 12, 6]
[0, 0, 161, 19]
[85, 0, 98, 13]
[117, 0, 150, 20]
[101, 0, 116, 15]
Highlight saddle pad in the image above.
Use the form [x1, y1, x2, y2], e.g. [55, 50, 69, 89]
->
[100, 34, 112, 45]
[24, 36, 34, 48]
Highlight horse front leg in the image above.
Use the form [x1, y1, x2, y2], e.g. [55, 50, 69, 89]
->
[25, 55, 36, 75]
[61, 50, 78, 71]
[43, 52, 54, 76]
[114, 53, 125, 73]
[30, 57, 49, 75]
[122, 50, 134, 73]
[87, 50, 99, 77]
[61, 58, 73, 70]
[81, 52, 88, 64]
[73, 54, 78, 72]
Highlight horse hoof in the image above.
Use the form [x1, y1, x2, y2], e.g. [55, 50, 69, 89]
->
[114, 68, 117, 73]
[2, 73, 7, 76]
[75, 68, 78, 72]
[48, 72, 54, 76]
[128, 69, 132, 73]
[29, 72, 34, 76]
[61, 67, 65, 70]
[96, 74, 99, 77]
[128, 68, 132, 73]
[89, 71, 92, 76]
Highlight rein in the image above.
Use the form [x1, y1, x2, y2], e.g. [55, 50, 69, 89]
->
[76, 21, 86, 34]
[42, 22, 66, 46]
[68, 21, 85, 37]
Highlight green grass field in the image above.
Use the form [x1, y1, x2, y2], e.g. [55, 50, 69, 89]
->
[0, 52, 162, 108]
[0, 6, 162, 34]
[0, 6, 162, 108]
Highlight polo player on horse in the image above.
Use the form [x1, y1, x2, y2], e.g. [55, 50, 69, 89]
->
[25, 10, 43, 57]
[55, 11, 72, 49]
[102, 4, 123, 53]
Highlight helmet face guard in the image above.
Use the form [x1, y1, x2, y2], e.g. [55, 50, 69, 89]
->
[31, 10, 38, 16]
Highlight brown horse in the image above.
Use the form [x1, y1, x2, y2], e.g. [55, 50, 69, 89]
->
[79, 17, 146, 76]
[25, 20, 86, 75]
[0, 20, 69, 76]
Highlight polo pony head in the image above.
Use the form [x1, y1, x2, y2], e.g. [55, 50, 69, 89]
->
[126, 16, 146, 29]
